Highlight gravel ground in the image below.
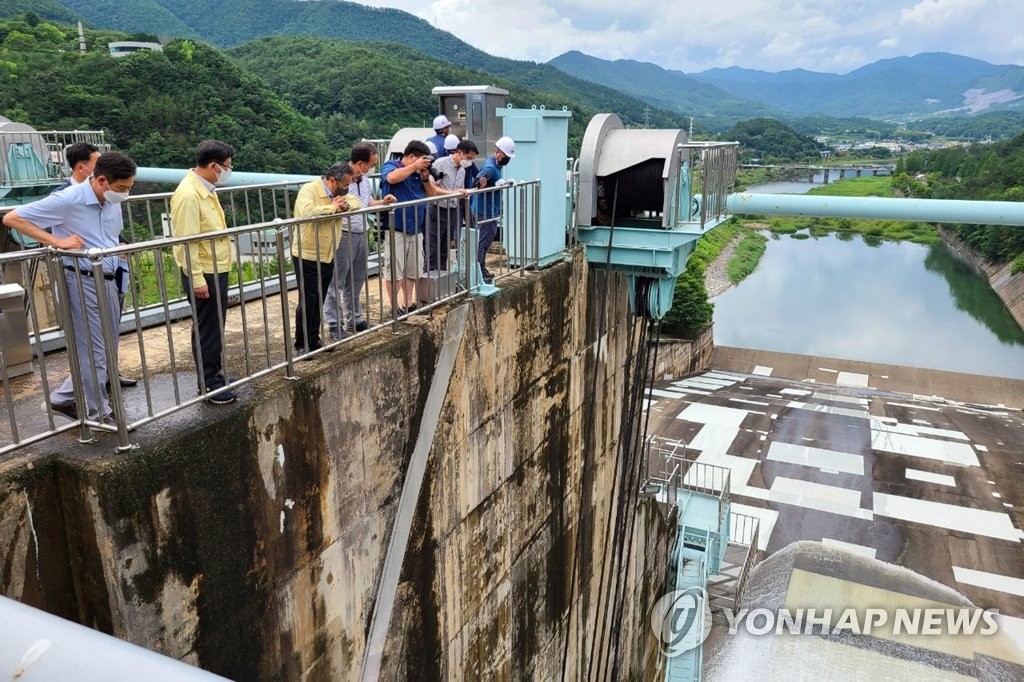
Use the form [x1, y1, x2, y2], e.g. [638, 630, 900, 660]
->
[705, 235, 742, 298]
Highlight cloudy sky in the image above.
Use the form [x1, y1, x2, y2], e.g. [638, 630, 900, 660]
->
[352, 0, 1024, 74]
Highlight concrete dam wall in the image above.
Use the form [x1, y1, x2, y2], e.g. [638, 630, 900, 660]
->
[0, 251, 670, 680]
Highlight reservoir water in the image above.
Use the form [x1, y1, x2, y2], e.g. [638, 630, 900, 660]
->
[713, 179, 1024, 379]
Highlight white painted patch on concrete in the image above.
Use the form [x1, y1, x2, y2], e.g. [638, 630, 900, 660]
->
[752, 365, 773, 376]
[677, 402, 750, 430]
[767, 441, 864, 475]
[729, 397, 771, 407]
[870, 430, 979, 467]
[280, 511, 286, 534]
[976, 445, 989, 452]
[905, 468, 956, 487]
[781, 388, 811, 397]
[285, 498, 295, 509]
[889, 401, 942, 412]
[642, 399, 657, 410]
[873, 493, 1021, 542]
[993, 492, 1002, 498]
[769, 477, 871, 520]
[811, 392, 870, 406]
[818, 367, 838, 374]
[787, 400, 869, 420]
[276, 444, 285, 468]
[648, 388, 688, 399]
[869, 418, 969, 441]
[953, 566, 1024, 598]
[696, 374, 738, 387]
[821, 538, 877, 559]
[836, 372, 869, 388]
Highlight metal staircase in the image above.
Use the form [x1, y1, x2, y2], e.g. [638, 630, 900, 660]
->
[645, 438, 761, 682]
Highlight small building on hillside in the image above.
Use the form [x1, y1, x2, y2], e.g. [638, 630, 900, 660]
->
[108, 41, 163, 58]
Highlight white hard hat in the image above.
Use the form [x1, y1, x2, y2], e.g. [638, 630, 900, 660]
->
[444, 133, 459, 151]
[433, 114, 451, 130]
[496, 136, 516, 158]
[425, 140, 438, 155]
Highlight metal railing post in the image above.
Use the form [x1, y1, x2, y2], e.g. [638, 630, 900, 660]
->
[91, 260, 132, 451]
[48, 255, 93, 443]
[274, 222, 296, 378]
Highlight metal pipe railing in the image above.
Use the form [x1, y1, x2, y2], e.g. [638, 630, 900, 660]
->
[0, 180, 542, 454]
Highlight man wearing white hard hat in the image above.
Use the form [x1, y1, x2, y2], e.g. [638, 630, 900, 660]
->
[426, 115, 452, 159]
[471, 136, 515, 283]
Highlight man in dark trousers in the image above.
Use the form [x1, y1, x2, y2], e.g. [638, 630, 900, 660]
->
[170, 140, 237, 404]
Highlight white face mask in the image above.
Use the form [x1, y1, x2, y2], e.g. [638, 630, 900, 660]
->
[215, 164, 232, 186]
[460, 159, 473, 169]
[103, 190, 129, 204]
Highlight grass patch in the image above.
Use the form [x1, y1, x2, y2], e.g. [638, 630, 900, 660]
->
[725, 231, 767, 283]
[807, 176, 892, 197]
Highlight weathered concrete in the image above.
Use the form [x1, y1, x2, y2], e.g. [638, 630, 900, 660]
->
[941, 227, 1024, 332]
[712, 346, 1024, 409]
[0, 249, 670, 681]
[649, 326, 715, 382]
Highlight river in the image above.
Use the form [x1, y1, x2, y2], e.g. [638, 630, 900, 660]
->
[712, 180, 1024, 379]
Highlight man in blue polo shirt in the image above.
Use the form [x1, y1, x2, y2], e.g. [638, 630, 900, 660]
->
[472, 136, 515, 283]
[3, 152, 137, 423]
[380, 140, 465, 314]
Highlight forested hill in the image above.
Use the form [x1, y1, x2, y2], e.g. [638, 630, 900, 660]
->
[51, 0, 688, 129]
[0, 17, 333, 173]
[719, 119, 822, 163]
[228, 36, 596, 154]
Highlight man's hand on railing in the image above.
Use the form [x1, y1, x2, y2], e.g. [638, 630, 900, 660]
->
[54, 235, 85, 250]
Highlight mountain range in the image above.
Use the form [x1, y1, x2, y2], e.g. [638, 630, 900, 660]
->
[9, 0, 1024, 125]
[550, 51, 1024, 120]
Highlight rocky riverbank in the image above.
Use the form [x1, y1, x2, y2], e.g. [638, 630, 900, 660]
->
[939, 227, 1024, 332]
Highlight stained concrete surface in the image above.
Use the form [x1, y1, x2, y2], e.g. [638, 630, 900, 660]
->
[646, 359, 1024, 680]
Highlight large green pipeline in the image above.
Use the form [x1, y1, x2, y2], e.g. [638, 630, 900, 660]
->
[135, 167, 317, 186]
[725, 192, 1024, 227]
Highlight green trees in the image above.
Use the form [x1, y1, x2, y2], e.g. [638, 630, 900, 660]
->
[0, 18, 334, 175]
[721, 118, 823, 163]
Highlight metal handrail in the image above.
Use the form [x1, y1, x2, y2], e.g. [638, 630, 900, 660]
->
[0, 180, 542, 454]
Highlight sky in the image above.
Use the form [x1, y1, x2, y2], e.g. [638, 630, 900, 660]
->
[351, 0, 1024, 74]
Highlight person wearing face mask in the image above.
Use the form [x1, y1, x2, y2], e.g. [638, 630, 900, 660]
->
[324, 143, 397, 341]
[52, 143, 139, 390]
[3, 152, 137, 424]
[471, 136, 515, 283]
[53, 141, 100, 192]
[425, 138, 479, 272]
[291, 162, 361, 354]
[170, 139, 237, 404]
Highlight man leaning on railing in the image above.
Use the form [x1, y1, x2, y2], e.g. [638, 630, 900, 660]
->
[2, 152, 138, 424]
[170, 140, 237, 405]
[291, 162, 359, 354]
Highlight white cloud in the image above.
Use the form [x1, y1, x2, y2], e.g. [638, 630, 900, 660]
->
[352, 0, 1024, 73]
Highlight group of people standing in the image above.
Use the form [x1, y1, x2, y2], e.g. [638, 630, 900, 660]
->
[1, 123, 516, 420]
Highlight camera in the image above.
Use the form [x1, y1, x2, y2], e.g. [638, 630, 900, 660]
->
[426, 156, 446, 181]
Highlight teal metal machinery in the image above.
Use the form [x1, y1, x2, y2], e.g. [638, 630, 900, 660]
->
[0, 121, 106, 207]
[498, 106, 573, 268]
[575, 114, 739, 320]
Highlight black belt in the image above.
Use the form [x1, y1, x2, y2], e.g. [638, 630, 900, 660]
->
[65, 265, 115, 281]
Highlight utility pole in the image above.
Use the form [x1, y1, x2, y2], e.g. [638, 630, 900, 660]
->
[689, 116, 694, 141]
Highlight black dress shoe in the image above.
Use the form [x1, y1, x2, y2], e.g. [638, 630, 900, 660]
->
[355, 321, 369, 332]
[105, 375, 137, 390]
